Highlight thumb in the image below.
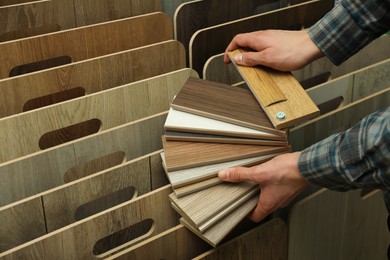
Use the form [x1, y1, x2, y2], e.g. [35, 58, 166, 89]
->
[218, 167, 253, 182]
[232, 52, 263, 67]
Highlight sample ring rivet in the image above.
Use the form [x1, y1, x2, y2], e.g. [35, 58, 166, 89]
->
[275, 111, 286, 120]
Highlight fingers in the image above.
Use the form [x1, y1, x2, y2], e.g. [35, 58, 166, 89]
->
[248, 196, 276, 222]
[223, 33, 253, 64]
[218, 167, 254, 182]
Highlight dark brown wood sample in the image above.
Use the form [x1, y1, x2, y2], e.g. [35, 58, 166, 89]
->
[171, 77, 285, 136]
[162, 136, 291, 171]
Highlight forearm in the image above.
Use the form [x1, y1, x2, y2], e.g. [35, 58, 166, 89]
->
[308, 0, 390, 65]
[298, 106, 390, 191]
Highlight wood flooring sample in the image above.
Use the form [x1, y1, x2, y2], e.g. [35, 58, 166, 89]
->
[171, 77, 284, 135]
[162, 136, 290, 171]
[229, 49, 320, 129]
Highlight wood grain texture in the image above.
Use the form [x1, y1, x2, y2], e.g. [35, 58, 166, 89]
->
[0, 42, 187, 119]
[0, 12, 172, 79]
[170, 182, 258, 231]
[288, 189, 389, 260]
[171, 77, 285, 135]
[0, 69, 195, 164]
[180, 193, 258, 247]
[173, 177, 222, 198]
[150, 152, 170, 190]
[0, 0, 162, 42]
[0, 197, 46, 252]
[162, 136, 290, 171]
[105, 224, 211, 259]
[0, 0, 41, 7]
[193, 218, 287, 259]
[290, 85, 390, 152]
[165, 130, 288, 146]
[189, 0, 334, 75]
[164, 108, 287, 140]
[0, 112, 167, 207]
[229, 49, 320, 129]
[0, 186, 179, 259]
[174, 0, 283, 64]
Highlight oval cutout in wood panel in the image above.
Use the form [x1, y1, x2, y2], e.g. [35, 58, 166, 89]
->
[0, 24, 61, 43]
[74, 186, 137, 221]
[93, 219, 155, 257]
[317, 96, 344, 115]
[23, 87, 86, 112]
[300, 71, 331, 90]
[64, 151, 126, 183]
[9, 55, 71, 77]
[39, 118, 102, 149]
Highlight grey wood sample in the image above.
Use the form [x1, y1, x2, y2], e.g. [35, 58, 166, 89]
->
[0, 186, 179, 259]
[0, 12, 172, 79]
[189, 0, 334, 75]
[171, 77, 285, 135]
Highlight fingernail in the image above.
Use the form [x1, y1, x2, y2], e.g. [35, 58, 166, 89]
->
[219, 169, 229, 180]
[234, 54, 242, 63]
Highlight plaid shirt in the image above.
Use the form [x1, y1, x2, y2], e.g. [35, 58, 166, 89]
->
[308, 0, 390, 65]
[298, 107, 390, 212]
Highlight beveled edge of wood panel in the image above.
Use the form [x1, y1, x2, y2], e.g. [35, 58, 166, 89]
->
[0, 0, 50, 9]
[173, 0, 203, 39]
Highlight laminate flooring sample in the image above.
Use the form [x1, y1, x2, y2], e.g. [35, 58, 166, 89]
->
[162, 137, 290, 171]
[164, 109, 287, 140]
[171, 77, 285, 135]
[229, 48, 320, 129]
[165, 131, 288, 146]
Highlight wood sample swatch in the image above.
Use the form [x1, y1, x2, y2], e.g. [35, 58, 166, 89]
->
[193, 218, 287, 259]
[229, 48, 320, 129]
[165, 131, 288, 146]
[0, 12, 172, 79]
[171, 77, 285, 135]
[189, 0, 333, 75]
[162, 152, 280, 188]
[170, 182, 258, 232]
[162, 136, 290, 171]
[180, 193, 258, 247]
[164, 109, 287, 140]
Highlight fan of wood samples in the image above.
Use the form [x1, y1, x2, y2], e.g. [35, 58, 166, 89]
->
[161, 73, 318, 247]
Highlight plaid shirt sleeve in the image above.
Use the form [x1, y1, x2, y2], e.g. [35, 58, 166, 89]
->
[298, 106, 390, 191]
[307, 0, 390, 65]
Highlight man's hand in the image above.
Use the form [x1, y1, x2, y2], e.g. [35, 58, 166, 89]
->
[224, 30, 323, 71]
[218, 152, 309, 222]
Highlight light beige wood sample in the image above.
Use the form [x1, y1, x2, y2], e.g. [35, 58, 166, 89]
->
[169, 182, 258, 232]
[229, 49, 320, 129]
[193, 218, 287, 259]
[0, 41, 187, 119]
[180, 193, 258, 247]
[0, 12, 172, 79]
[0, 152, 164, 251]
[290, 87, 390, 151]
[288, 189, 389, 260]
[0, 112, 167, 207]
[105, 224, 212, 259]
[162, 136, 290, 171]
[0, 69, 196, 164]
[173, 177, 223, 198]
[0, 185, 179, 259]
[164, 108, 287, 140]
[0, 0, 162, 42]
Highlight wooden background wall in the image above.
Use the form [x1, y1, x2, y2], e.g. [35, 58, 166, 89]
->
[0, 0, 389, 259]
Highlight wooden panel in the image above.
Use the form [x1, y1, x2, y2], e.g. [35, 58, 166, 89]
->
[0, 0, 162, 42]
[0, 186, 179, 259]
[150, 152, 170, 190]
[193, 218, 287, 259]
[165, 131, 288, 146]
[288, 189, 389, 260]
[0, 198, 46, 252]
[290, 86, 390, 151]
[162, 137, 290, 171]
[0, 12, 172, 79]
[106, 225, 211, 259]
[0, 112, 167, 207]
[0, 68, 195, 164]
[165, 108, 287, 140]
[174, 0, 284, 64]
[229, 48, 320, 129]
[189, 0, 334, 75]
[171, 77, 285, 135]
[0, 41, 187, 118]
[0, 0, 41, 7]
